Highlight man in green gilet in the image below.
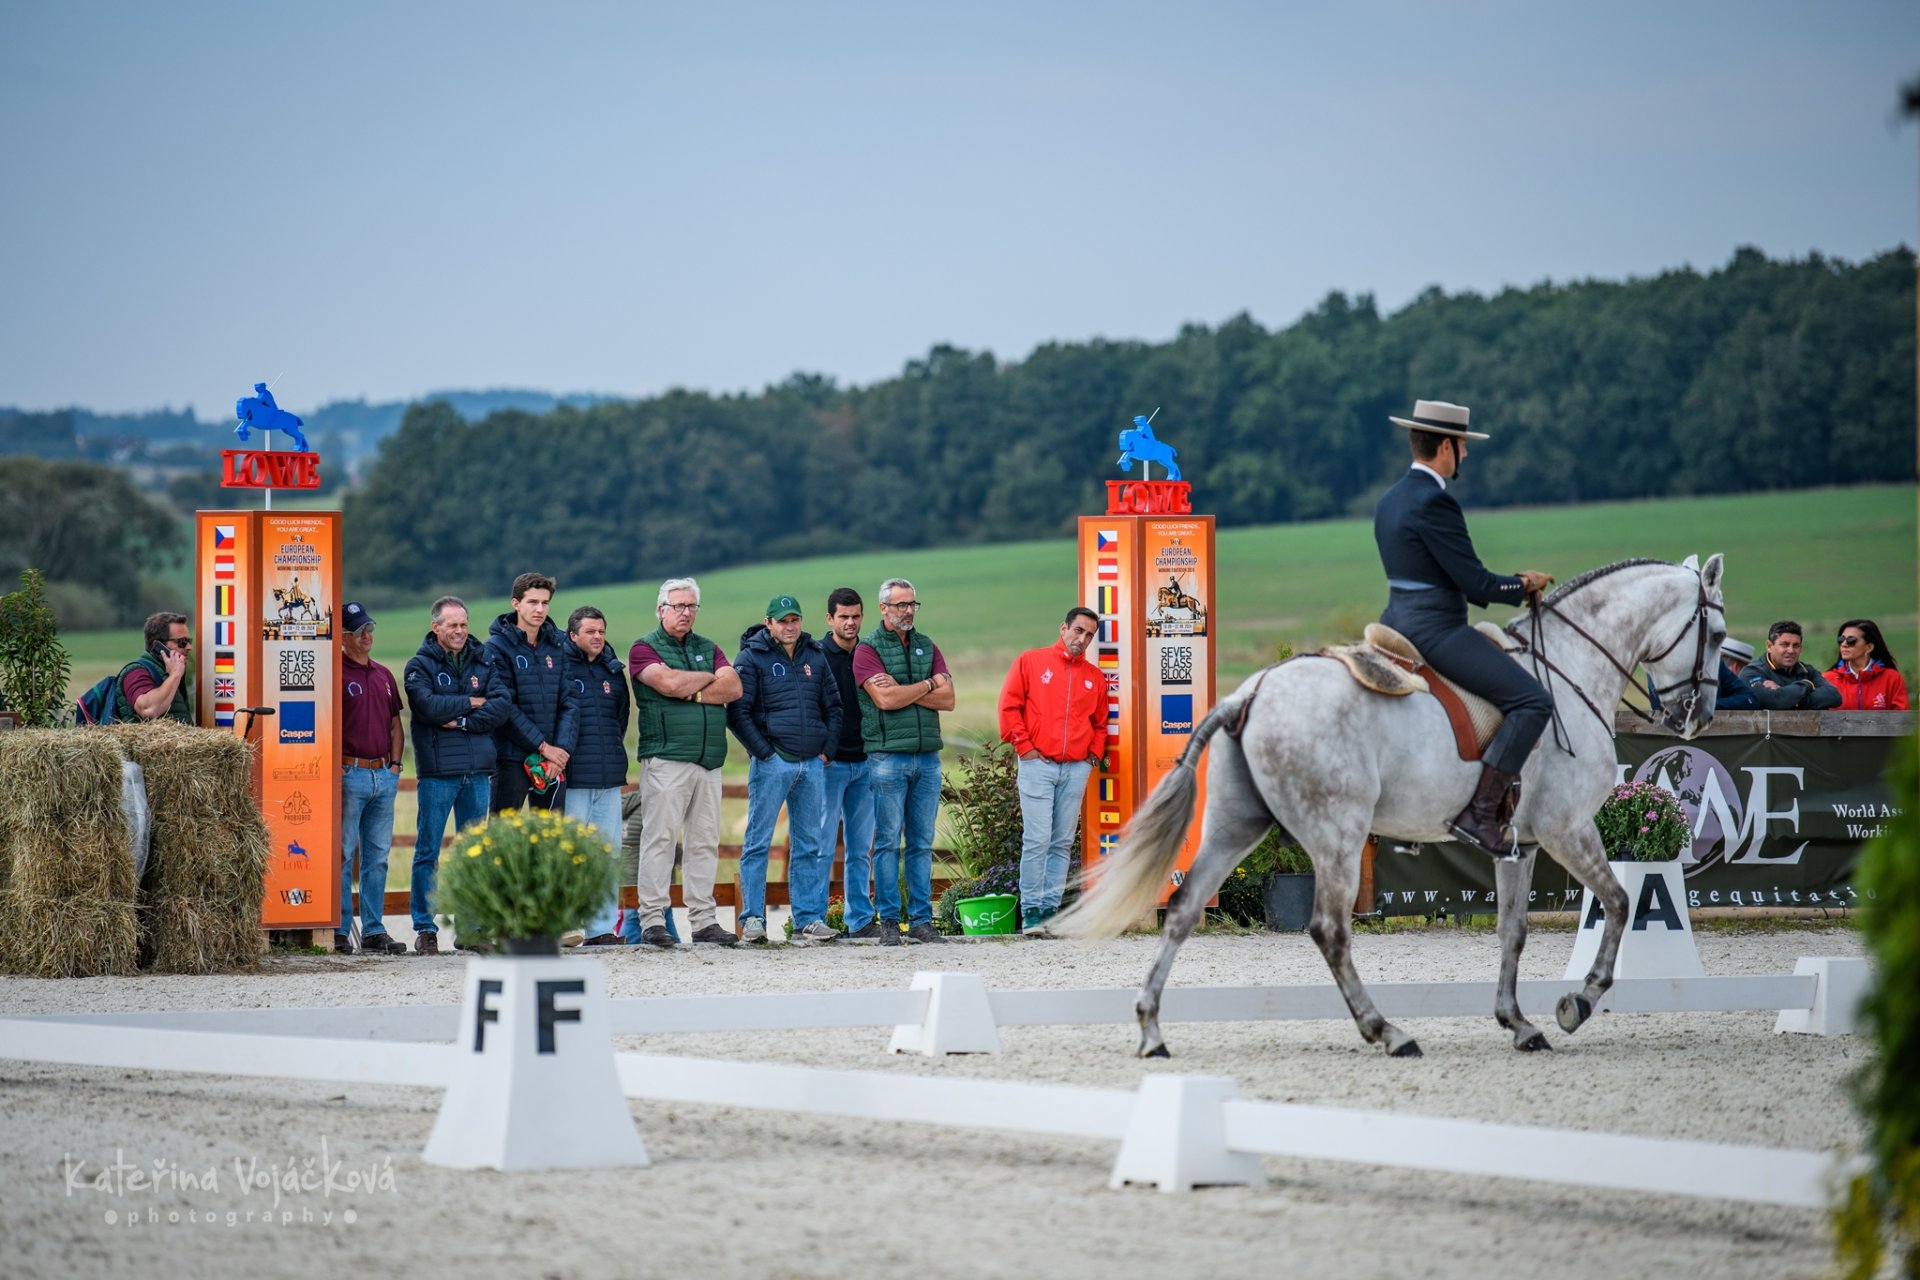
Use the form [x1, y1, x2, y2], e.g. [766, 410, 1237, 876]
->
[115, 611, 194, 723]
[628, 577, 743, 947]
[853, 576, 955, 945]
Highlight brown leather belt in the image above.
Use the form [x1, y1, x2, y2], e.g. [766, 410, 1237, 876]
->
[343, 755, 390, 770]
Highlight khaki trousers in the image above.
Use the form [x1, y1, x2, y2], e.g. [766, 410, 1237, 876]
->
[637, 757, 721, 931]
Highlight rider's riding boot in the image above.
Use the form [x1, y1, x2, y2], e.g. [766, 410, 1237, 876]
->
[1450, 764, 1522, 861]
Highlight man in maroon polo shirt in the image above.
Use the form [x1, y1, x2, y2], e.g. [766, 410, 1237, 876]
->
[338, 601, 408, 955]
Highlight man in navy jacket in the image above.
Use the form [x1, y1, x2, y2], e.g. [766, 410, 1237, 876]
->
[557, 605, 630, 946]
[404, 596, 513, 953]
[728, 594, 843, 942]
[1375, 400, 1554, 859]
[484, 572, 572, 813]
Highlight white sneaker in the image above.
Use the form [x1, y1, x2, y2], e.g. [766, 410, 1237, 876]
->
[740, 917, 768, 943]
[796, 920, 841, 943]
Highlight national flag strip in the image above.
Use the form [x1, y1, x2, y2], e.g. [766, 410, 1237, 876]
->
[1099, 810, 1121, 827]
[214, 584, 234, 615]
[1099, 619, 1117, 644]
[213, 553, 235, 580]
[1097, 647, 1118, 669]
[214, 677, 235, 699]
[215, 651, 235, 674]
[1098, 833, 1119, 858]
[213, 525, 235, 549]
[213, 620, 234, 646]
[214, 709, 235, 727]
[1097, 585, 1117, 615]
[1107, 705, 1121, 738]
[1096, 557, 1118, 580]
[1096, 530, 1118, 550]
[1098, 777, 1116, 802]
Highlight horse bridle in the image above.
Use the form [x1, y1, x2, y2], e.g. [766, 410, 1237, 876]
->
[1507, 568, 1724, 753]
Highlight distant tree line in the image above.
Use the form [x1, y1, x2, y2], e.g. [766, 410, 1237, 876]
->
[346, 246, 1914, 592]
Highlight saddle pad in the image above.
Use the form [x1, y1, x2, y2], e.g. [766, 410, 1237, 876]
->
[1315, 642, 1427, 696]
[1359, 624, 1507, 760]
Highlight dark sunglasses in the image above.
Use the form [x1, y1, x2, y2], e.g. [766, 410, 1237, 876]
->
[1837, 634, 1865, 647]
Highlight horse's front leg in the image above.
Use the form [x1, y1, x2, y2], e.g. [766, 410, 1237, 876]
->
[1542, 824, 1628, 1034]
[1493, 846, 1550, 1051]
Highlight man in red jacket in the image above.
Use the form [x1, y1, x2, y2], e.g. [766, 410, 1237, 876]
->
[998, 607, 1105, 935]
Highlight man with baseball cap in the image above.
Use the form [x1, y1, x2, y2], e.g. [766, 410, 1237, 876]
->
[338, 602, 408, 954]
[1375, 400, 1555, 859]
[728, 593, 843, 942]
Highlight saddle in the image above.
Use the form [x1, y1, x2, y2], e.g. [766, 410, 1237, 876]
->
[1315, 623, 1514, 761]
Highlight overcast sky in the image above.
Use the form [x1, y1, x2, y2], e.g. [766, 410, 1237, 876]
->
[2, 1, 1916, 419]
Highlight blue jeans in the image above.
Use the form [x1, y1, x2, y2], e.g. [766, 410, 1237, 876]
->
[340, 764, 399, 937]
[1016, 756, 1093, 916]
[565, 785, 624, 937]
[740, 754, 829, 927]
[821, 758, 875, 931]
[413, 772, 491, 934]
[869, 751, 941, 927]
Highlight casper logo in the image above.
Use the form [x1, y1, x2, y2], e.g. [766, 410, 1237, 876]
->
[279, 700, 316, 745]
[1159, 694, 1193, 735]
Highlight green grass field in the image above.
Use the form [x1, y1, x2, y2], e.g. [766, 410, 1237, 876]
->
[62, 482, 1917, 722]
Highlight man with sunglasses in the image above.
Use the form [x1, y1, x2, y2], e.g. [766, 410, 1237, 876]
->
[854, 578, 954, 945]
[1742, 621, 1842, 710]
[115, 611, 195, 723]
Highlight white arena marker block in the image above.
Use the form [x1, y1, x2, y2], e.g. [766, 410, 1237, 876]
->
[423, 955, 649, 1172]
[1564, 861, 1705, 981]
[1774, 956, 1870, 1037]
[1110, 1075, 1265, 1193]
[887, 972, 1001, 1056]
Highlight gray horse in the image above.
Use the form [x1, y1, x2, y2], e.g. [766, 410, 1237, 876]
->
[1053, 555, 1727, 1058]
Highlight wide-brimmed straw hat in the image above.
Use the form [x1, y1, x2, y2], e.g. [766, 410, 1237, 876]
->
[1390, 400, 1489, 440]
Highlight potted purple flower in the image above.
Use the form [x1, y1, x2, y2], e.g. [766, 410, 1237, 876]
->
[1593, 780, 1690, 863]
[1564, 779, 1704, 980]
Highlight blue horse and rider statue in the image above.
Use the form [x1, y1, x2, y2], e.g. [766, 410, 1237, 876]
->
[234, 382, 310, 452]
[1118, 415, 1180, 481]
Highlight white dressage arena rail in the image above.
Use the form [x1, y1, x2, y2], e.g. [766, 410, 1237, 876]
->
[13, 956, 1865, 1047]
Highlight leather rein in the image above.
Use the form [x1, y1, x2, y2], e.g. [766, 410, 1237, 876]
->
[1505, 568, 1724, 754]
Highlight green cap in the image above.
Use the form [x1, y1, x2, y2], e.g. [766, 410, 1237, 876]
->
[765, 594, 802, 620]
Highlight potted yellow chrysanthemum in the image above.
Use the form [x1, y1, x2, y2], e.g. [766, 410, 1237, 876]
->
[433, 810, 620, 955]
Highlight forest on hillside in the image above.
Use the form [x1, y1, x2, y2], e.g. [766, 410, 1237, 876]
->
[343, 246, 1916, 592]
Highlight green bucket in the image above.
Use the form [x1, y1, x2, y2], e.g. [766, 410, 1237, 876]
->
[955, 893, 1019, 935]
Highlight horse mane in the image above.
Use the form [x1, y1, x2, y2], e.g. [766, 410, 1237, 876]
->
[1506, 557, 1672, 630]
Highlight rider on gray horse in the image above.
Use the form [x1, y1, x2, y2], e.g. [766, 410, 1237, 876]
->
[1374, 400, 1555, 859]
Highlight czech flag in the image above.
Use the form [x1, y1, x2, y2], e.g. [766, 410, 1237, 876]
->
[213, 525, 235, 548]
[1096, 530, 1118, 550]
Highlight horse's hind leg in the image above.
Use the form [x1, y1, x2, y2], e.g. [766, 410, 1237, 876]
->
[1493, 847, 1550, 1051]
[1305, 835, 1421, 1057]
[1542, 823, 1628, 1034]
[1135, 748, 1271, 1059]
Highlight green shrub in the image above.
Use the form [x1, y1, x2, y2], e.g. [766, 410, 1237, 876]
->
[0, 570, 73, 728]
[939, 739, 1024, 878]
[1833, 734, 1919, 1278]
[1213, 828, 1312, 926]
[433, 809, 619, 942]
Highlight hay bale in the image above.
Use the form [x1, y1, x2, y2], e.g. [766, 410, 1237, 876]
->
[102, 721, 269, 973]
[0, 730, 138, 977]
[0, 890, 139, 978]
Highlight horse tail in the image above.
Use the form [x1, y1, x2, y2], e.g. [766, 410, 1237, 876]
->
[1052, 691, 1244, 938]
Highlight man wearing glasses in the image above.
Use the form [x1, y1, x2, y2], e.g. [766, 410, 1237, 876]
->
[1741, 621, 1842, 710]
[629, 577, 743, 947]
[115, 611, 195, 723]
[853, 578, 955, 945]
[337, 602, 408, 955]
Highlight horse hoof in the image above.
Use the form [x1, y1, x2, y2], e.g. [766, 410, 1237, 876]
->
[1555, 993, 1593, 1033]
[1389, 1040, 1423, 1058]
[1141, 1044, 1172, 1060]
[1517, 1031, 1552, 1053]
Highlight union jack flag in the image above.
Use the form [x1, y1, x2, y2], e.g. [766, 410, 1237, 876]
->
[214, 677, 235, 699]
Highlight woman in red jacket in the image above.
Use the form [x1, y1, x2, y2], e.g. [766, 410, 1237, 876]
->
[1823, 618, 1909, 710]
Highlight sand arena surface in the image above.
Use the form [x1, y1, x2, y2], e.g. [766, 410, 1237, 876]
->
[0, 925, 1867, 1280]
